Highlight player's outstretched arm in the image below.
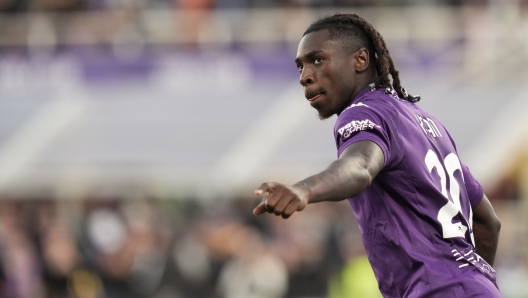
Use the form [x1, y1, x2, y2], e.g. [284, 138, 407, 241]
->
[253, 140, 384, 218]
[472, 194, 501, 266]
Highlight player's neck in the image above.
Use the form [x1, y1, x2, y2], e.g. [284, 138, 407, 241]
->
[349, 78, 375, 104]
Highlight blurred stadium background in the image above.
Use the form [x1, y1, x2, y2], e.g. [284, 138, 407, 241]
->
[0, 0, 527, 297]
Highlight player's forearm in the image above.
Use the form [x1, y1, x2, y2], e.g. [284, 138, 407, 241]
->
[294, 156, 373, 204]
[473, 220, 500, 266]
[472, 196, 501, 266]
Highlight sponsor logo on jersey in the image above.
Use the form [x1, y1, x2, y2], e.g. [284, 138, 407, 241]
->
[344, 102, 369, 111]
[338, 119, 380, 139]
[416, 115, 442, 138]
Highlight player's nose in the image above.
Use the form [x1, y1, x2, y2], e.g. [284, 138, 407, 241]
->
[299, 67, 315, 87]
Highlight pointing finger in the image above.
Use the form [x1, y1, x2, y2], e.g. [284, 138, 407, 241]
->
[255, 182, 275, 196]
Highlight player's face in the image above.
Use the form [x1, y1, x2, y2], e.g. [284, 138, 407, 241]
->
[295, 30, 357, 120]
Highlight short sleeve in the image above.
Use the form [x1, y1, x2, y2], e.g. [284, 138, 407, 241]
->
[334, 102, 394, 166]
[461, 162, 484, 208]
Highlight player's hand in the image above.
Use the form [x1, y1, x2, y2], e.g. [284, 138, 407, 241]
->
[253, 182, 309, 219]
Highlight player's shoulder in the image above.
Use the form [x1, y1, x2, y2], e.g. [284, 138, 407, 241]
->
[340, 87, 401, 118]
[334, 88, 398, 136]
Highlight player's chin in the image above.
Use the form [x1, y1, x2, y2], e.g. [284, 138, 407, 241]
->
[313, 104, 334, 120]
[311, 99, 335, 120]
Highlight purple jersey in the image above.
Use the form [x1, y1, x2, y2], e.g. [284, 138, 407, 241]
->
[334, 86, 502, 298]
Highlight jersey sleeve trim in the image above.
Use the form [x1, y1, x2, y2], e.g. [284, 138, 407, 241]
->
[461, 163, 485, 208]
[467, 180, 484, 208]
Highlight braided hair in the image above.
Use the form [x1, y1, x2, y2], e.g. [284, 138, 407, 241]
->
[303, 13, 420, 102]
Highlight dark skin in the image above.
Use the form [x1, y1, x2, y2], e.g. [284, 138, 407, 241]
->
[472, 195, 501, 266]
[253, 29, 501, 266]
[294, 30, 376, 120]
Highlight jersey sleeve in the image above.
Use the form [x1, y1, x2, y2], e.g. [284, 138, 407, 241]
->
[334, 103, 394, 166]
[461, 162, 484, 208]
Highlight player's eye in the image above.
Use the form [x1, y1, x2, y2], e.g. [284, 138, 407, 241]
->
[314, 57, 323, 65]
[297, 64, 303, 73]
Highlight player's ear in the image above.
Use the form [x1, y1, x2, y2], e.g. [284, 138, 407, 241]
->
[353, 48, 370, 72]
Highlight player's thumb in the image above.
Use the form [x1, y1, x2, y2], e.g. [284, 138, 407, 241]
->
[253, 202, 266, 216]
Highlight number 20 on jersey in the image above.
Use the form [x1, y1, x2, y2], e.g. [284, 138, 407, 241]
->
[425, 150, 475, 246]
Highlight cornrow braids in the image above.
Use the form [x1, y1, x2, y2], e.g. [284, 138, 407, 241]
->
[303, 13, 420, 102]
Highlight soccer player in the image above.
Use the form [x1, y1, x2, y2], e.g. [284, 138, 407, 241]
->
[253, 13, 502, 297]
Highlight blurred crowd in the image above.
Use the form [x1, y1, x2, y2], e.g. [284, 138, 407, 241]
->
[0, 0, 517, 13]
[0, 195, 384, 298]
[0, 191, 526, 298]
[1, 0, 526, 55]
